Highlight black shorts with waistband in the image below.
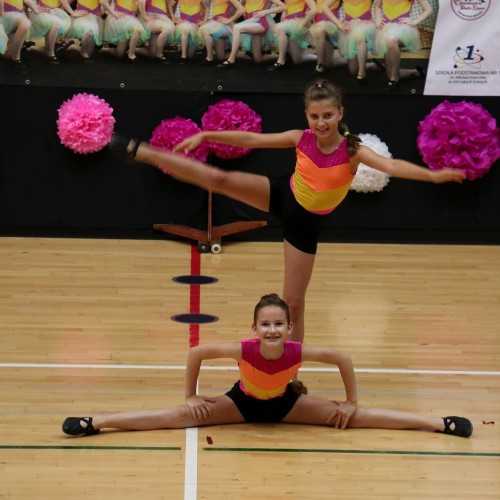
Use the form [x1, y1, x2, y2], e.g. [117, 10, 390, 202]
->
[268, 176, 332, 255]
[225, 381, 300, 423]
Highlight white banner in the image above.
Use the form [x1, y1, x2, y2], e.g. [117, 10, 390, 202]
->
[424, 0, 500, 96]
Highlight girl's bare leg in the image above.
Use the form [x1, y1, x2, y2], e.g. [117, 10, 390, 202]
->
[80, 31, 95, 58]
[283, 395, 446, 432]
[228, 23, 264, 63]
[200, 28, 214, 61]
[276, 27, 288, 65]
[128, 30, 141, 60]
[134, 142, 271, 212]
[12, 18, 31, 61]
[282, 240, 316, 344]
[385, 38, 400, 81]
[81, 396, 245, 431]
[354, 38, 367, 78]
[214, 38, 227, 61]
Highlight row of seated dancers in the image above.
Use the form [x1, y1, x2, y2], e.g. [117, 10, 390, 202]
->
[1, 0, 431, 90]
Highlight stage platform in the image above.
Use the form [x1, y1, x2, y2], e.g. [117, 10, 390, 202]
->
[0, 46, 428, 96]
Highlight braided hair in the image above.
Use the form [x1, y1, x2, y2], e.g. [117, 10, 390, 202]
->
[304, 79, 362, 157]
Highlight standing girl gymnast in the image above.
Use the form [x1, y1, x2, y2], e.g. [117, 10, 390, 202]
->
[62, 293, 472, 438]
[109, 79, 465, 346]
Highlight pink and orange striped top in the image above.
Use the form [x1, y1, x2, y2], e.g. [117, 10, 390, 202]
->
[239, 338, 302, 400]
[291, 130, 354, 214]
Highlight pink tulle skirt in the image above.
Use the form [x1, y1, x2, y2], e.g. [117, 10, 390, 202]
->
[337, 19, 376, 59]
[68, 14, 103, 45]
[272, 18, 310, 49]
[30, 8, 71, 39]
[374, 22, 420, 56]
[104, 13, 148, 44]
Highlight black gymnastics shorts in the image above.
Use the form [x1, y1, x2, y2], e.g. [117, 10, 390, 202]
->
[268, 176, 331, 255]
[225, 382, 300, 423]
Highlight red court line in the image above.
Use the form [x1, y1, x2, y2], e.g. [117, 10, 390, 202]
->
[189, 242, 201, 347]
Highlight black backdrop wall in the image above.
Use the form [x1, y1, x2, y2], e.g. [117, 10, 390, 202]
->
[1, 84, 499, 244]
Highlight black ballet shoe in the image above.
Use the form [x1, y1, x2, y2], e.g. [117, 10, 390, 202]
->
[267, 62, 286, 71]
[155, 56, 170, 64]
[55, 40, 75, 55]
[354, 75, 366, 85]
[384, 80, 399, 92]
[10, 58, 27, 70]
[62, 417, 100, 436]
[47, 55, 60, 65]
[217, 59, 235, 68]
[313, 63, 326, 74]
[109, 132, 141, 160]
[22, 41, 36, 52]
[438, 416, 473, 438]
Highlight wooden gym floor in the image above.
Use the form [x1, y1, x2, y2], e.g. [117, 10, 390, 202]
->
[0, 237, 499, 499]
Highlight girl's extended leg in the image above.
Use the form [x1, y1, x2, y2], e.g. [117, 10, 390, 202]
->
[283, 395, 447, 432]
[384, 37, 401, 82]
[227, 23, 264, 63]
[71, 395, 245, 433]
[282, 240, 316, 343]
[133, 142, 272, 212]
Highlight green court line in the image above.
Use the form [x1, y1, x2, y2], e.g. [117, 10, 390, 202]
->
[203, 447, 500, 457]
[1, 445, 181, 451]
[2, 445, 497, 457]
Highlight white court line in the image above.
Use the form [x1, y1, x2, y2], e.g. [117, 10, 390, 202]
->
[0, 362, 499, 376]
[184, 380, 199, 500]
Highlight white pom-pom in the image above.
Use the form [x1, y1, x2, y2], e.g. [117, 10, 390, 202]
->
[350, 133, 391, 193]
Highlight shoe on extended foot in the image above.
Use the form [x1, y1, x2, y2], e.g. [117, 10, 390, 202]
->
[109, 132, 140, 160]
[314, 63, 325, 74]
[62, 417, 100, 436]
[439, 416, 473, 438]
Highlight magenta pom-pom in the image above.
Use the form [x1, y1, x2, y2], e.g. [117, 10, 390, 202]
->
[201, 99, 262, 159]
[417, 100, 500, 180]
[150, 117, 209, 162]
[57, 93, 115, 154]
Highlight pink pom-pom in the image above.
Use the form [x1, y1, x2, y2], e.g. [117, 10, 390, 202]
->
[57, 93, 115, 154]
[417, 100, 500, 180]
[201, 99, 262, 159]
[150, 117, 209, 162]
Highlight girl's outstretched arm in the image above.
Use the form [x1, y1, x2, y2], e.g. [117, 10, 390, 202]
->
[302, 346, 358, 403]
[354, 145, 466, 184]
[301, 345, 358, 428]
[173, 129, 303, 155]
[185, 342, 242, 421]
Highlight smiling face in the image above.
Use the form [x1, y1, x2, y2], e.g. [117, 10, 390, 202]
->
[305, 98, 344, 144]
[252, 305, 293, 354]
